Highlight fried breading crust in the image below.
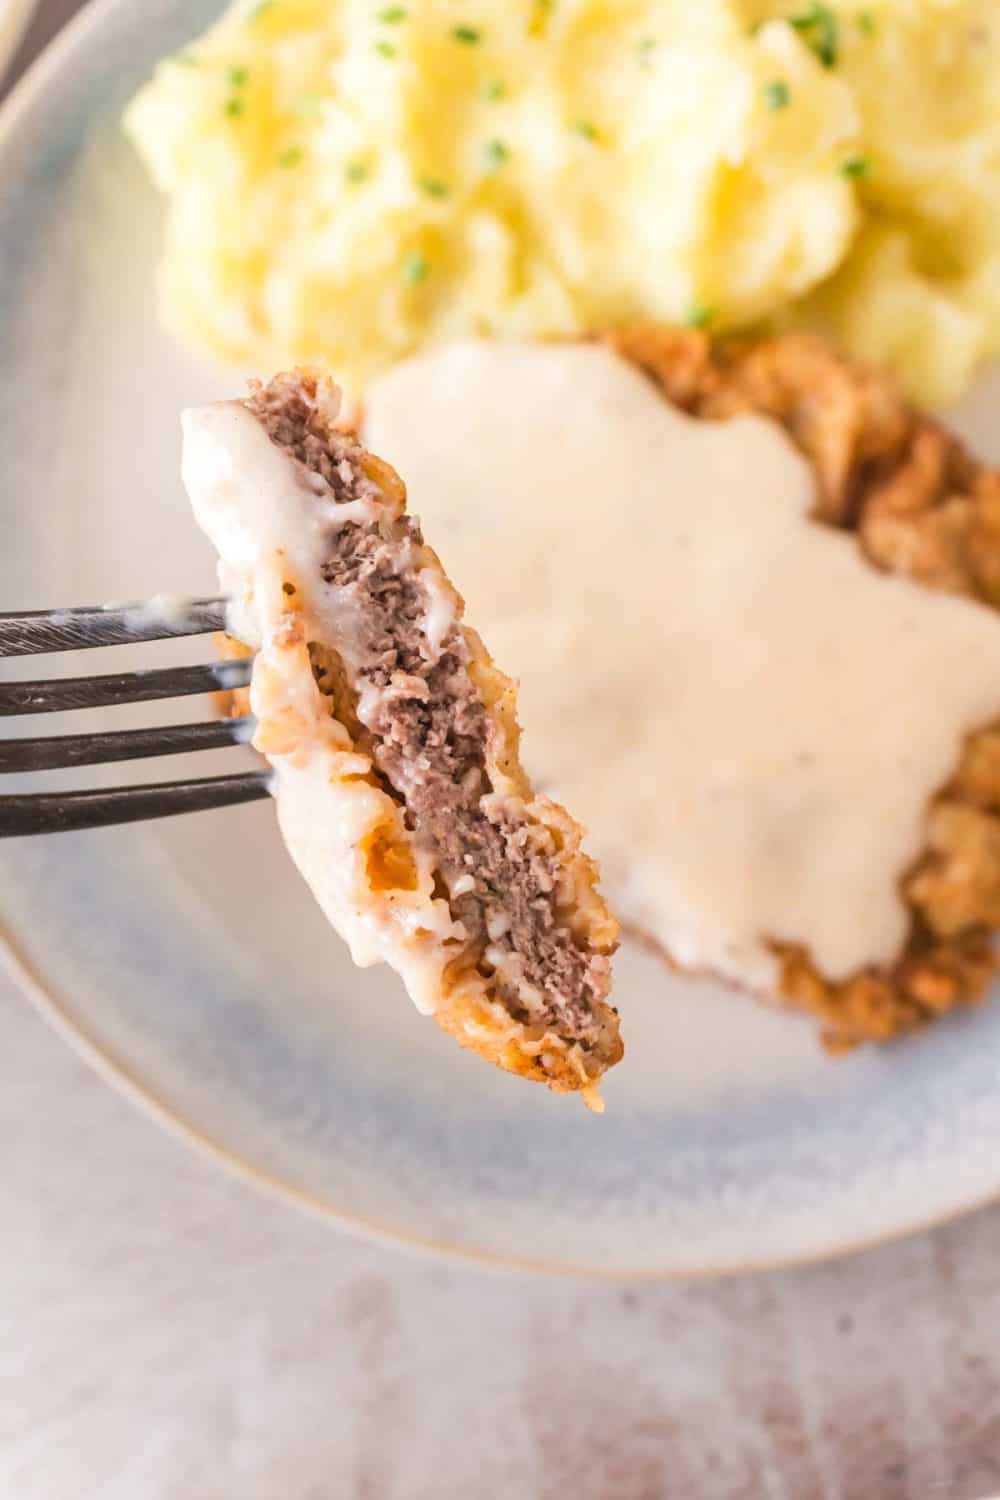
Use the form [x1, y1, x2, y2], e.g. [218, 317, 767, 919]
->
[212, 374, 621, 1101]
[611, 325, 1000, 1051]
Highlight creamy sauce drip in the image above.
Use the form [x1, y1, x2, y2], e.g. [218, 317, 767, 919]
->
[365, 341, 1000, 991]
[181, 400, 462, 1015]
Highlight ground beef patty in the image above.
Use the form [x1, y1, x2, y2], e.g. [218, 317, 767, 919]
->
[244, 372, 620, 1073]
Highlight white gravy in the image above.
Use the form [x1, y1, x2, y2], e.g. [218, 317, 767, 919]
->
[181, 399, 462, 1015]
[364, 340, 1000, 991]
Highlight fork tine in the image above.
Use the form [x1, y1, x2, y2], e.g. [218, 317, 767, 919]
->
[0, 658, 252, 717]
[0, 770, 272, 836]
[0, 597, 228, 656]
[0, 716, 255, 773]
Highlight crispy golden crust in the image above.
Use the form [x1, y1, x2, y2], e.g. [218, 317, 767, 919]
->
[215, 642, 622, 1100]
[213, 632, 254, 718]
[432, 984, 622, 1109]
[218, 373, 620, 1102]
[610, 325, 1000, 1052]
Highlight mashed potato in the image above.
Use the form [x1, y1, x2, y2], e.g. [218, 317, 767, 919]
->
[125, 0, 1000, 404]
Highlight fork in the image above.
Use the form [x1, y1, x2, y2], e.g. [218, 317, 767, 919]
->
[0, 598, 271, 836]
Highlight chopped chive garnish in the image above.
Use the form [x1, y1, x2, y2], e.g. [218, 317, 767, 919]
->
[277, 146, 304, 167]
[637, 36, 657, 66]
[403, 252, 429, 285]
[419, 176, 449, 198]
[685, 301, 713, 330]
[451, 24, 481, 44]
[482, 78, 506, 100]
[374, 38, 397, 57]
[840, 155, 869, 178]
[377, 4, 408, 20]
[345, 160, 369, 183]
[226, 64, 249, 87]
[482, 138, 509, 170]
[789, 4, 838, 67]
[856, 10, 876, 34]
[572, 119, 600, 143]
[763, 79, 790, 109]
[224, 96, 244, 118]
[248, 0, 275, 19]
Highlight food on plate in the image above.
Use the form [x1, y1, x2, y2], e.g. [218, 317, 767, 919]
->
[126, 0, 1000, 405]
[181, 369, 621, 1103]
[363, 329, 1000, 1052]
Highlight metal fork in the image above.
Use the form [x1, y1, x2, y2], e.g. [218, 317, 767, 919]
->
[0, 598, 270, 836]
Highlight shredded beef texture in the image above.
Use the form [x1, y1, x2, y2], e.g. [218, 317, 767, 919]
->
[245, 374, 610, 1049]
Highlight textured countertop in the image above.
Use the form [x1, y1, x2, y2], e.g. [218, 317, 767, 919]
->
[4, 967, 1000, 1500]
[4, 6, 1000, 1497]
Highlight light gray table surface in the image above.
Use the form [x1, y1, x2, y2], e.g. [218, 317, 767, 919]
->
[3, 6, 1000, 1497]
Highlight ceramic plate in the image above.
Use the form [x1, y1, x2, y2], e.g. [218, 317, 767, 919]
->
[0, 1, 38, 83]
[3, 0, 1000, 1277]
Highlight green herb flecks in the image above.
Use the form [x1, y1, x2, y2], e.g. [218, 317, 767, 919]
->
[482, 138, 509, 170]
[277, 146, 305, 168]
[226, 64, 249, 88]
[345, 160, 369, 183]
[224, 96, 245, 118]
[763, 79, 791, 109]
[378, 5, 408, 21]
[419, 176, 449, 198]
[374, 38, 398, 57]
[856, 10, 876, 35]
[572, 119, 601, 143]
[248, 0, 276, 20]
[789, 4, 838, 67]
[172, 49, 199, 67]
[482, 78, 506, 101]
[297, 91, 324, 115]
[637, 36, 658, 67]
[685, 301, 713, 330]
[451, 24, 481, 44]
[840, 155, 870, 178]
[403, 252, 430, 286]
